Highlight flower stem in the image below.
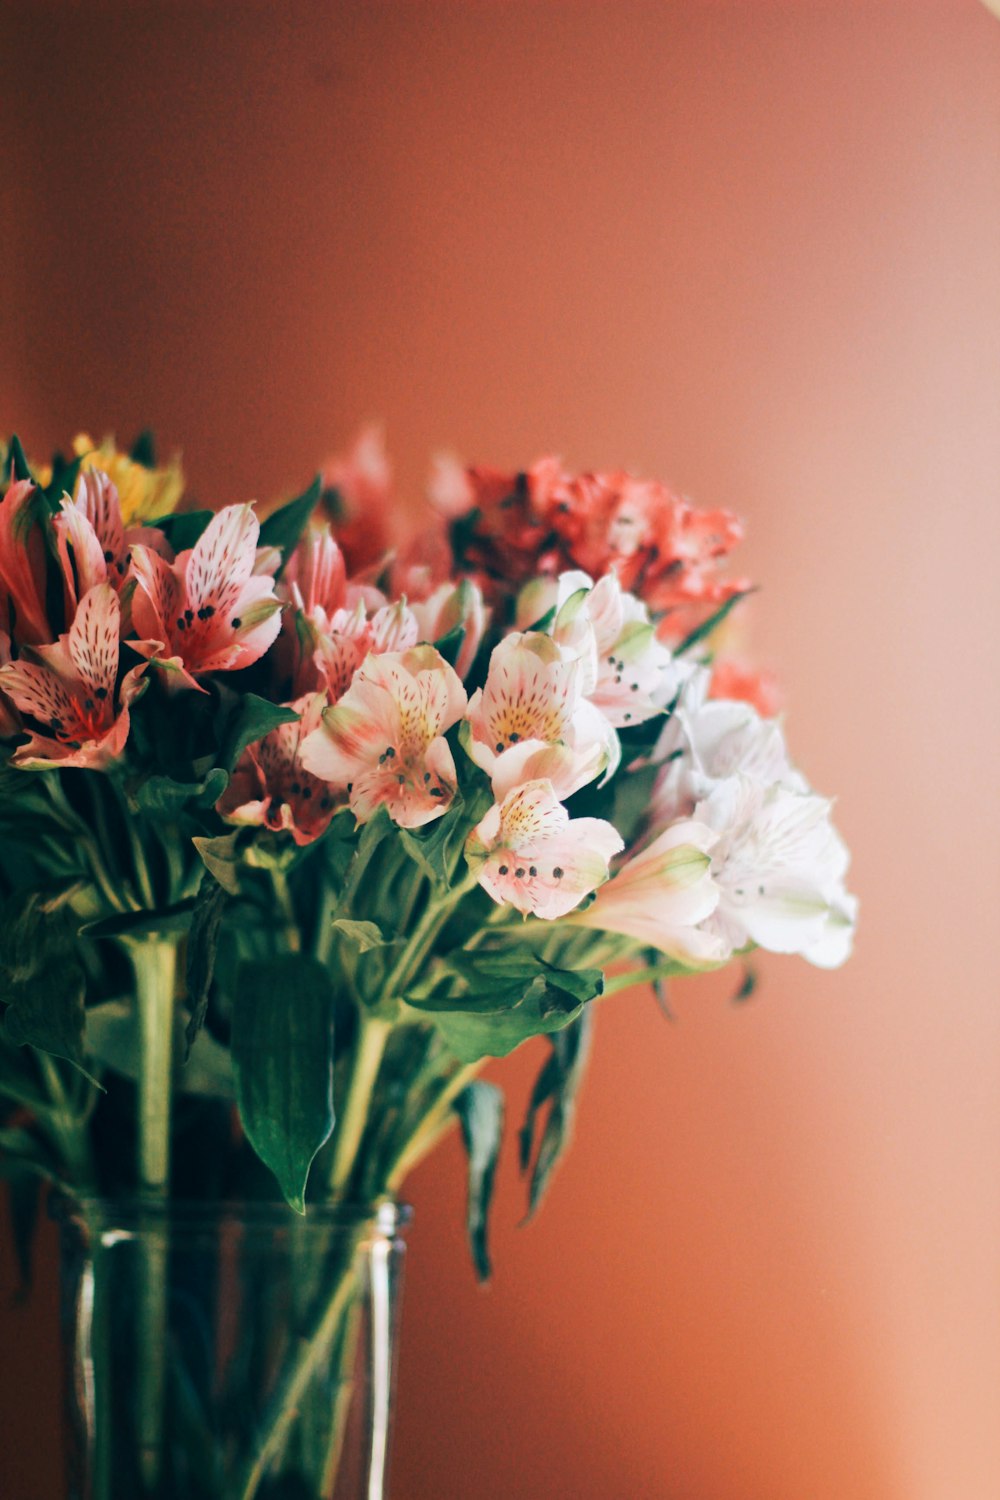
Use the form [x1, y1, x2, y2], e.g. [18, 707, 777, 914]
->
[129, 937, 178, 1495]
[327, 1015, 392, 1198]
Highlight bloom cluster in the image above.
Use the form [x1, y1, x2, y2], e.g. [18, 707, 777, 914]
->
[0, 429, 855, 975]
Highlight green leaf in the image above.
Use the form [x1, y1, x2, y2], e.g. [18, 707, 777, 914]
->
[730, 963, 757, 1004]
[219, 695, 300, 773]
[42, 451, 83, 511]
[454, 1080, 504, 1281]
[130, 429, 157, 467]
[674, 589, 753, 655]
[86, 999, 236, 1099]
[399, 779, 490, 891]
[130, 768, 229, 818]
[145, 510, 215, 552]
[184, 875, 228, 1056]
[0, 893, 93, 1075]
[192, 832, 243, 896]
[332, 919, 398, 953]
[433, 623, 466, 670]
[231, 956, 336, 1213]
[518, 1008, 593, 1219]
[258, 475, 322, 570]
[6, 434, 34, 482]
[407, 957, 604, 1064]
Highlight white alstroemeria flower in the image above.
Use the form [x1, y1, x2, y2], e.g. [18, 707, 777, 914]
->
[651, 679, 805, 824]
[693, 774, 856, 966]
[466, 630, 619, 799]
[518, 569, 680, 729]
[572, 818, 726, 967]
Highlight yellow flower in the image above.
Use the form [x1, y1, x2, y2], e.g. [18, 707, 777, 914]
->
[72, 433, 184, 524]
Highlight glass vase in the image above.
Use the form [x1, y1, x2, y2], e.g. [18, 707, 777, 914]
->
[56, 1198, 410, 1500]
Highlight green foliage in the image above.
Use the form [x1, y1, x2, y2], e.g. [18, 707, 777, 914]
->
[6, 434, 33, 482]
[519, 1009, 593, 1219]
[453, 1080, 504, 1281]
[129, 769, 229, 818]
[145, 510, 215, 551]
[231, 956, 336, 1213]
[129, 429, 157, 467]
[219, 695, 300, 774]
[407, 953, 604, 1063]
[0, 892, 92, 1075]
[192, 831, 243, 895]
[257, 475, 322, 570]
[399, 777, 491, 891]
[184, 874, 228, 1056]
[332, 919, 398, 953]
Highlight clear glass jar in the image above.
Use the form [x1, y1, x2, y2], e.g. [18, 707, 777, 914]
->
[56, 1198, 410, 1500]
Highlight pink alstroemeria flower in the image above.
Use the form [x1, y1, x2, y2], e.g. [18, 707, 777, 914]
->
[465, 779, 624, 920]
[0, 632, 20, 737]
[217, 693, 340, 845]
[572, 819, 726, 968]
[0, 584, 145, 769]
[411, 579, 487, 680]
[299, 644, 467, 828]
[0, 476, 51, 646]
[129, 504, 282, 690]
[467, 631, 618, 799]
[54, 469, 136, 610]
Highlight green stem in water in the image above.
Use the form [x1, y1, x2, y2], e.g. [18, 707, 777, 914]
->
[129, 938, 178, 1496]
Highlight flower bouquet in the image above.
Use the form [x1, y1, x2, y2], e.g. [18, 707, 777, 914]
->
[0, 427, 855, 1498]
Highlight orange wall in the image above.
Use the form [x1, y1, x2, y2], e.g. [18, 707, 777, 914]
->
[2, 3, 999, 1497]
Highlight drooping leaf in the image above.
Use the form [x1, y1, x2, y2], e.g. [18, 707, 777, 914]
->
[407, 956, 604, 1063]
[518, 1007, 593, 1219]
[192, 831, 243, 896]
[184, 874, 228, 1056]
[730, 963, 757, 1004]
[454, 1080, 504, 1281]
[130, 768, 229, 818]
[335, 805, 392, 915]
[219, 695, 300, 774]
[6, 1172, 41, 1296]
[332, 919, 398, 953]
[257, 475, 322, 571]
[145, 510, 215, 552]
[231, 955, 336, 1213]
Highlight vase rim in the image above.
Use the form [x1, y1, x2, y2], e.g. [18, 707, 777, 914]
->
[51, 1193, 411, 1241]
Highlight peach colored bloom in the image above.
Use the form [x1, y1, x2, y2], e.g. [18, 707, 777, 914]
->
[299, 644, 467, 828]
[573, 820, 726, 967]
[465, 779, 623, 920]
[0, 584, 145, 769]
[217, 693, 340, 845]
[129, 504, 282, 691]
[320, 424, 392, 572]
[466, 630, 618, 799]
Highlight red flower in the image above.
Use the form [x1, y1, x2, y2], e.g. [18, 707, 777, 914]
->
[0, 476, 52, 647]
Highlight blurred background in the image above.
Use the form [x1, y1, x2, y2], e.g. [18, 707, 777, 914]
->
[2, 1, 999, 1496]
